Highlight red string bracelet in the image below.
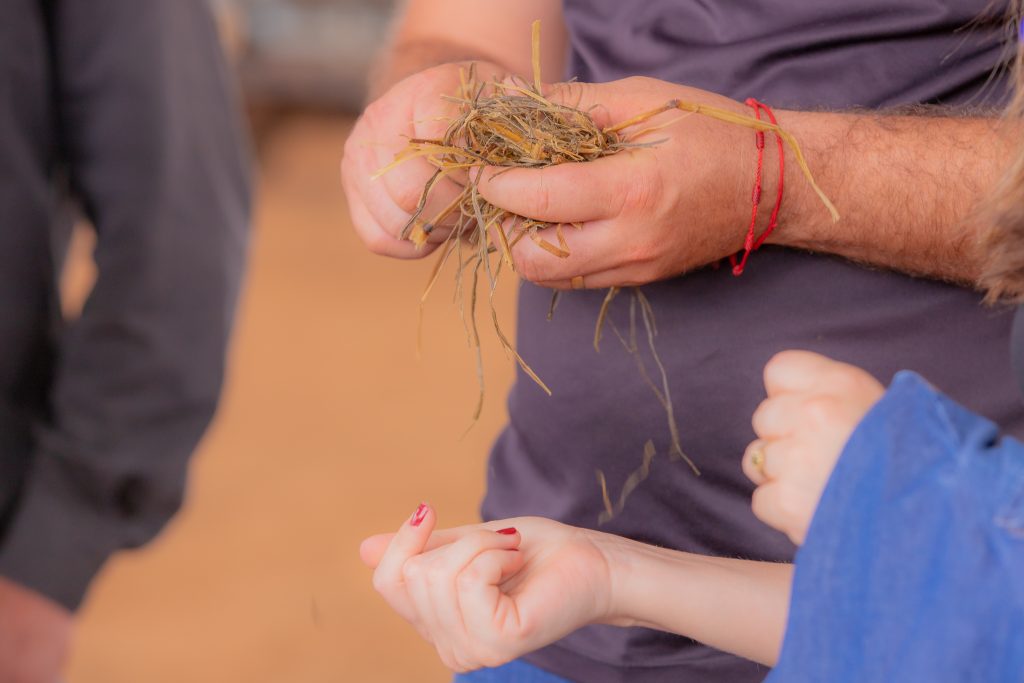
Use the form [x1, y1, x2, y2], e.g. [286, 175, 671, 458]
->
[730, 98, 785, 276]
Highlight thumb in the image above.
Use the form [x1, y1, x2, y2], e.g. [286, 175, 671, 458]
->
[371, 503, 437, 585]
[359, 534, 393, 568]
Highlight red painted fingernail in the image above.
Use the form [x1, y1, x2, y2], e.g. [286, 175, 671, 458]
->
[496, 527, 518, 535]
[410, 503, 428, 527]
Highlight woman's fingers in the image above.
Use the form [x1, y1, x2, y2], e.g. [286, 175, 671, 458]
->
[762, 350, 842, 397]
[751, 393, 811, 440]
[361, 521, 525, 569]
[402, 528, 522, 670]
[742, 437, 794, 485]
[742, 439, 770, 486]
[750, 481, 785, 532]
[371, 503, 436, 621]
[459, 547, 527, 642]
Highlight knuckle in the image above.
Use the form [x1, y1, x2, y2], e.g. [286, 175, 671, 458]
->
[515, 252, 546, 283]
[421, 563, 446, 586]
[516, 611, 539, 642]
[526, 179, 553, 219]
[371, 571, 390, 595]
[750, 400, 774, 435]
[363, 94, 392, 124]
[802, 395, 841, 428]
[622, 171, 661, 215]
[364, 229, 399, 256]
[764, 350, 800, 381]
[456, 566, 482, 590]
[825, 366, 861, 395]
[401, 558, 424, 583]
[392, 178, 423, 215]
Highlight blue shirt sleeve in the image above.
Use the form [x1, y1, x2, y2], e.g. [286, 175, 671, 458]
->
[767, 371, 1024, 683]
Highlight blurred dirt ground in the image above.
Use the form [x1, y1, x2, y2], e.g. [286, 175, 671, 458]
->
[63, 113, 516, 683]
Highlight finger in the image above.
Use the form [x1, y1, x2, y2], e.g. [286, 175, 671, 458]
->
[751, 393, 809, 440]
[506, 219, 625, 284]
[742, 437, 795, 484]
[353, 139, 459, 247]
[750, 481, 785, 533]
[763, 350, 842, 397]
[402, 529, 521, 667]
[361, 521, 524, 569]
[541, 80, 643, 130]
[741, 439, 770, 486]
[477, 155, 630, 224]
[344, 180, 439, 259]
[371, 503, 437, 620]
[459, 548, 527, 644]
[532, 263, 656, 290]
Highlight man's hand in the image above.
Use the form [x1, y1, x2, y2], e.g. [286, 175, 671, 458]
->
[742, 351, 886, 545]
[360, 505, 616, 673]
[0, 576, 73, 683]
[475, 77, 758, 288]
[341, 62, 506, 260]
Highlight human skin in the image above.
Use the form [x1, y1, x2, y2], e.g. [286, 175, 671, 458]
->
[342, 0, 1017, 290]
[360, 352, 885, 672]
[345, 0, 998, 673]
[0, 576, 73, 683]
[742, 351, 886, 545]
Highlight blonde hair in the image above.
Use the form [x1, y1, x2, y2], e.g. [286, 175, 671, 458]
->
[980, 2, 1024, 303]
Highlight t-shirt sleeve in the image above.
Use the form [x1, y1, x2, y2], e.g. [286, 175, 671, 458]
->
[767, 371, 1024, 683]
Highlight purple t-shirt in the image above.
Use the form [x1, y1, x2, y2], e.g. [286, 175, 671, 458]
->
[480, 2, 1019, 682]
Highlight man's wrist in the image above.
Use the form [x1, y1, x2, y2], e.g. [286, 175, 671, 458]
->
[761, 108, 847, 251]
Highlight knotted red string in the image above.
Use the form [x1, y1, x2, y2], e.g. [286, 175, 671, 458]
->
[730, 98, 785, 276]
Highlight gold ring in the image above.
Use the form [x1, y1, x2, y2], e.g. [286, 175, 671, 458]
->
[749, 444, 766, 477]
[571, 275, 585, 290]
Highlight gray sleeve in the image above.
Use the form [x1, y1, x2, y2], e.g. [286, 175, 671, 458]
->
[0, 0, 251, 610]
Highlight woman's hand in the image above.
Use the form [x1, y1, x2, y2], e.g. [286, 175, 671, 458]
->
[476, 76, 755, 288]
[743, 350, 885, 545]
[341, 62, 504, 259]
[359, 506, 618, 672]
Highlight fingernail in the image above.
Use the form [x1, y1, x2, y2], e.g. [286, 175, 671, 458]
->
[410, 503, 428, 527]
[496, 527, 518, 535]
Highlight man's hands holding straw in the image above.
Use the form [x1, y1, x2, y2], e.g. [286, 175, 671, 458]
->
[477, 77, 766, 288]
[342, 62, 506, 259]
[343, 68, 827, 287]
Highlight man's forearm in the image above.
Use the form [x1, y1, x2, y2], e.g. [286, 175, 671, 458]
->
[772, 110, 1017, 284]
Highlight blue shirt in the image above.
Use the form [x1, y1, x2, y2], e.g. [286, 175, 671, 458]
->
[770, 372, 1024, 682]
